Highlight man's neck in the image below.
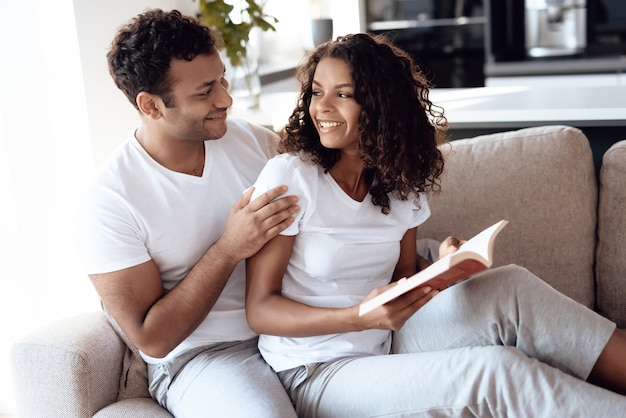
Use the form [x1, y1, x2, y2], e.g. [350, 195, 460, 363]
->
[135, 124, 206, 176]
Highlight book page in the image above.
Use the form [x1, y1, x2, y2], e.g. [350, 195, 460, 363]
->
[446, 219, 509, 266]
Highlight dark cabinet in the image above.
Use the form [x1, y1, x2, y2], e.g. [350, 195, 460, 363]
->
[364, 0, 486, 87]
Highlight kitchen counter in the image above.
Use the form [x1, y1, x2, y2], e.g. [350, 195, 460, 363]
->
[428, 85, 626, 130]
[485, 55, 626, 78]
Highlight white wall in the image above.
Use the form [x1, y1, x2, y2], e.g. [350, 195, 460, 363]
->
[73, 0, 198, 165]
[259, 0, 364, 87]
[0, 0, 200, 415]
[0, 0, 94, 414]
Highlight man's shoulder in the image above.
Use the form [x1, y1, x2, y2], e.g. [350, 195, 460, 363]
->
[95, 134, 137, 169]
[226, 118, 276, 140]
[222, 118, 279, 158]
[89, 134, 150, 196]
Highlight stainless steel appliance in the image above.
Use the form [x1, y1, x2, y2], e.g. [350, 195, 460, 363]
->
[525, 0, 587, 57]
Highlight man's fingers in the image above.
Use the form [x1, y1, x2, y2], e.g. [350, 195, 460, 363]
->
[263, 211, 297, 237]
[235, 187, 255, 209]
[247, 185, 289, 211]
[249, 188, 299, 225]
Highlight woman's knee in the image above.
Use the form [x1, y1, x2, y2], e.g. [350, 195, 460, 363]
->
[472, 264, 548, 297]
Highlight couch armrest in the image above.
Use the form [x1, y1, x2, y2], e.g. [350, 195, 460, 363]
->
[10, 311, 125, 418]
[596, 139, 626, 327]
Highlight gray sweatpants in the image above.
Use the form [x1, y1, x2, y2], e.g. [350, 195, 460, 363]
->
[147, 337, 297, 417]
[278, 265, 625, 417]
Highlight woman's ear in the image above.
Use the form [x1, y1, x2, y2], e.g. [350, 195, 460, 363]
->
[136, 92, 163, 119]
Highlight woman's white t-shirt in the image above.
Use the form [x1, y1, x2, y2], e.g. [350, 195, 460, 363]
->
[250, 153, 431, 372]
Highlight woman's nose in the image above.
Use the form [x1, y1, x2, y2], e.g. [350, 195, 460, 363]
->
[314, 95, 331, 112]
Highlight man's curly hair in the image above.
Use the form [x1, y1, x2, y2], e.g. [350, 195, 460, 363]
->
[107, 9, 221, 110]
[279, 33, 447, 214]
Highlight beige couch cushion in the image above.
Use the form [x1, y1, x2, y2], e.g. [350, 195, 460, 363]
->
[10, 312, 125, 417]
[596, 140, 626, 327]
[94, 398, 173, 418]
[419, 125, 597, 307]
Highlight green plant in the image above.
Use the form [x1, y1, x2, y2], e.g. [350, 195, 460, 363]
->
[196, 0, 278, 68]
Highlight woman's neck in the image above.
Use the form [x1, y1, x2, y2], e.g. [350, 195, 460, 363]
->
[329, 156, 372, 202]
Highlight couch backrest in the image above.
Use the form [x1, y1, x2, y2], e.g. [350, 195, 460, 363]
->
[419, 125, 598, 308]
[596, 140, 626, 327]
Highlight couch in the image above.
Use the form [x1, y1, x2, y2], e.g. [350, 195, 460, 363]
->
[10, 125, 626, 417]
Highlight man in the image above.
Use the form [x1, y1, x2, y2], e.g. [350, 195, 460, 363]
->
[82, 9, 299, 417]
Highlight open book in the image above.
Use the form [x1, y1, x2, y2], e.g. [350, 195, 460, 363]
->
[359, 220, 509, 316]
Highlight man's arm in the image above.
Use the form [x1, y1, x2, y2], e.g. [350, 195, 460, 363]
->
[90, 185, 299, 358]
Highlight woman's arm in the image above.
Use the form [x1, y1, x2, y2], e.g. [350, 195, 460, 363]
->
[246, 226, 439, 337]
[246, 234, 365, 337]
[392, 227, 419, 282]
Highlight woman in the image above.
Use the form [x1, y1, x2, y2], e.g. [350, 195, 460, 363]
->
[246, 33, 626, 417]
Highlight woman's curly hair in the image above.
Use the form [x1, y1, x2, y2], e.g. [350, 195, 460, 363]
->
[279, 33, 447, 214]
[106, 9, 220, 110]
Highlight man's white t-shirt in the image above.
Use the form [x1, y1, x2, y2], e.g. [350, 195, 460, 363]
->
[250, 153, 431, 372]
[81, 118, 278, 364]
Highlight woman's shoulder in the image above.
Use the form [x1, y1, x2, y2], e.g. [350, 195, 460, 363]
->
[254, 153, 319, 201]
[266, 153, 318, 175]
[388, 192, 431, 227]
